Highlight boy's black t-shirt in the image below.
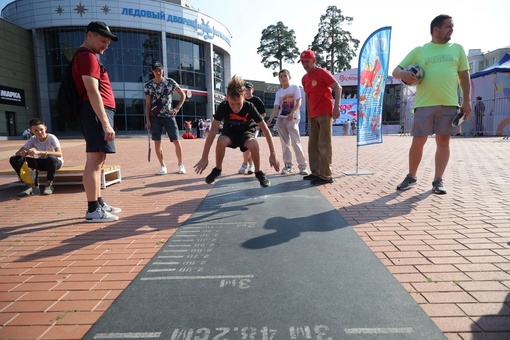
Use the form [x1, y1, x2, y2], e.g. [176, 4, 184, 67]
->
[214, 100, 263, 134]
[246, 96, 266, 115]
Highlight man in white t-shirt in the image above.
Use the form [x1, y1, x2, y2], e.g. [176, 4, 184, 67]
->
[267, 69, 308, 175]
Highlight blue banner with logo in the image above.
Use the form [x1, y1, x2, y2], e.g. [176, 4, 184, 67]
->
[356, 27, 392, 146]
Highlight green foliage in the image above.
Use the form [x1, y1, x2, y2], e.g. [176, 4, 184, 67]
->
[309, 6, 360, 74]
[257, 21, 299, 76]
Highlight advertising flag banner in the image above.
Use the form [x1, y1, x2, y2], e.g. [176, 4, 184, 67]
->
[356, 26, 392, 146]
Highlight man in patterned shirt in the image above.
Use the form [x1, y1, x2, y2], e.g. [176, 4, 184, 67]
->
[145, 61, 187, 175]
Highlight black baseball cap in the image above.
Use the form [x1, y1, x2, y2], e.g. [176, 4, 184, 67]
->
[151, 61, 163, 70]
[87, 21, 118, 42]
[244, 81, 254, 88]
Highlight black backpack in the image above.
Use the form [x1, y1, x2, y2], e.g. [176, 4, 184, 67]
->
[55, 49, 90, 123]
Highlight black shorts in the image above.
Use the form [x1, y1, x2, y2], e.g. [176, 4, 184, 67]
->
[222, 130, 256, 152]
[80, 102, 116, 153]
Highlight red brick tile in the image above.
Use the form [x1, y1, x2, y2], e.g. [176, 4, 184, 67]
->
[469, 291, 510, 303]
[422, 292, 477, 303]
[473, 316, 510, 332]
[3, 300, 55, 313]
[457, 281, 509, 291]
[40, 324, 90, 339]
[431, 316, 481, 332]
[412, 282, 463, 292]
[0, 325, 51, 340]
[6, 312, 61, 326]
[420, 303, 465, 317]
[458, 303, 510, 316]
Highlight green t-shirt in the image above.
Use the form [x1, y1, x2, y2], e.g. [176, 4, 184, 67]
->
[399, 42, 469, 108]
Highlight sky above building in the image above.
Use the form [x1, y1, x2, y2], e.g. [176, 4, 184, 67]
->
[2, 0, 508, 84]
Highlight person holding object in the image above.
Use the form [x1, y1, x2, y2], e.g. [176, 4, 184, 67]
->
[392, 14, 471, 195]
[299, 50, 341, 185]
[10, 118, 63, 197]
[145, 61, 187, 175]
[73, 21, 121, 222]
[193, 75, 280, 187]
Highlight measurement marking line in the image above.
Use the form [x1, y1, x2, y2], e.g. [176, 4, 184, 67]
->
[163, 250, 188, 252]
[157, 255, 184, 258]
[93, 332, 161, 339]
[140, 275, 254, 281]
[147, 269, 177, 272]
[151, 262, 180, 265]
[344, 328, 414, 334]
[166, 244, 192, 247]
[182, 222, 244, 226]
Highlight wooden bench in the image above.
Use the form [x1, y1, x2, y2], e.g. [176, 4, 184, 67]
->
[0, 165, 121, 189]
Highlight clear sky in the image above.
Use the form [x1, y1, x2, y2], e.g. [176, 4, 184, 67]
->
[2, 0, 509, 84]
[189, 0, 509, 83]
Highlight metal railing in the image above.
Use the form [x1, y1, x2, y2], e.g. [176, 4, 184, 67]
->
[462, 96, 510, 136]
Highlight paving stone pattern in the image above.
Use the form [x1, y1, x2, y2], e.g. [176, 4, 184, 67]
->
[0, 134, 509, 339]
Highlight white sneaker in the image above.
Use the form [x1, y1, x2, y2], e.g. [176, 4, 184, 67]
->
[281, 164, 294, 175]
[102, 202, 122, 214]
[178, 164, 186, 174]
[85, 208, 119, 223]
[157, 166, 167, 175]
[238, 163, 248, 174]
[299, 169, 309, 175]
[247, 164, 255, 174]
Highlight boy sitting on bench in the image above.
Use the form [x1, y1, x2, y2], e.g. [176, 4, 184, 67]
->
[9, 118, 63, 196]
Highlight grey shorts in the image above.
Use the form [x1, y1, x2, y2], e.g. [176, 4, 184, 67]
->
[411, 106, 460, 136]
[151, 115, 180, 142]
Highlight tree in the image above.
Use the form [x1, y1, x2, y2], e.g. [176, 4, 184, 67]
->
[309, 6, 360, 74]
[257, 21, 300, 77]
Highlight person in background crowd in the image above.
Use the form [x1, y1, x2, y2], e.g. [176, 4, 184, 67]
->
[474, 96, 485, 136]
[238, 81, 266, 175]
[267, 69, 308, 176]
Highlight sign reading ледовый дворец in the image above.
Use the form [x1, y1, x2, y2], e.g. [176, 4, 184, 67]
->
[0, 85, 26, 107]
[121, 8, 230, 47]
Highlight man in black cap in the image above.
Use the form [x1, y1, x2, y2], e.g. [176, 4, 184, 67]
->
[237, 81, 266, 175]
[144, 61, 187, 175]
[474, 96, 485, 136]
[72, 21, 121, 222]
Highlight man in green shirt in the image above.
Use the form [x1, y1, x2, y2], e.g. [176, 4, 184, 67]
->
[392, 14, 472, 195]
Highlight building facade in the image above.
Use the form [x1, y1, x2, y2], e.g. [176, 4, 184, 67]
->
[468, 47, 510, 75]
[0, 0, 232, 135]
[0, 18, 39, 137]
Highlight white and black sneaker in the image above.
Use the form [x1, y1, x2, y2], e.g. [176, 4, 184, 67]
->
[397, 174, 417, 191]
[432, 178, 447, 195]
[102, 202, 122, 214]
[85, 208, 119, 223]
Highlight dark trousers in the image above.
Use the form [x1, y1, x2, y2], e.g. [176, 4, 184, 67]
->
[9, 156, 62, 182]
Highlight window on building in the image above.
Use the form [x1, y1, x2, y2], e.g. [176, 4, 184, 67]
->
[213, 50, 224, 93]
[166, 35, 206, 89]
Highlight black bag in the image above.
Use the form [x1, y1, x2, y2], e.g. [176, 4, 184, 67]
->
[55, 49, 90, 123]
